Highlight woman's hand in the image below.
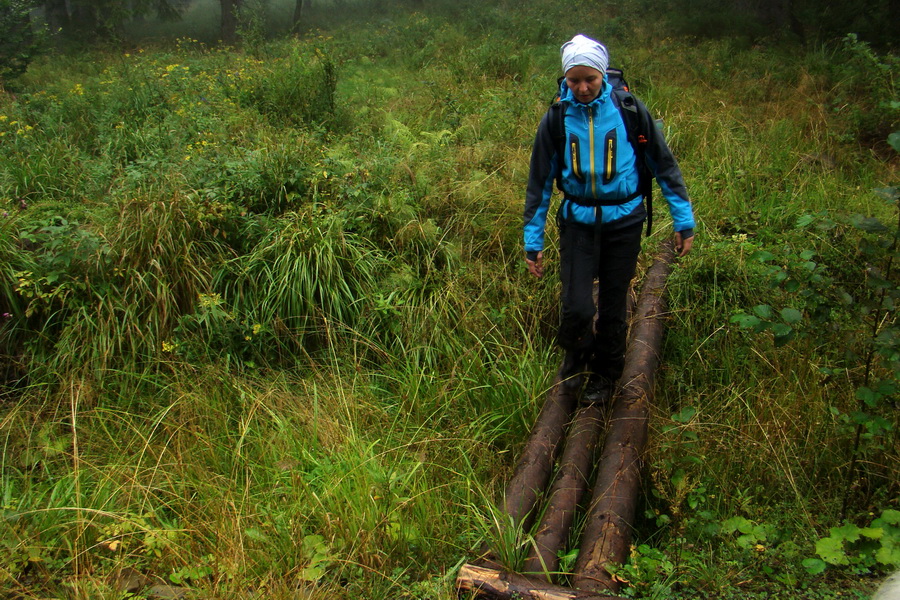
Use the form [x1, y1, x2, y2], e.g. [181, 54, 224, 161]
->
[674, 232, 693, 257]
[525, 251, 545, 278]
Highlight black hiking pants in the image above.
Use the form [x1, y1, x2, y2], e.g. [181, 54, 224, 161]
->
[557, 219, 643, 382]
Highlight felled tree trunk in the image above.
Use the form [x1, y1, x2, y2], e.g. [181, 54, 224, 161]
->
[523, 403, 605, 579]
[572, 242, 675, 594]
[474, 375, 577, 568]
[457, 564, 625, 600]
[502, 376, 579, 531]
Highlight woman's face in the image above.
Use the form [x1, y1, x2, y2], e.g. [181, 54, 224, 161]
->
[565, 65, 604, 104]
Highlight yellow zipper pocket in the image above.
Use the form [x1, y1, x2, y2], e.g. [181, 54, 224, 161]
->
[603, 129, 617, 184]
[569, 134, 585, 182]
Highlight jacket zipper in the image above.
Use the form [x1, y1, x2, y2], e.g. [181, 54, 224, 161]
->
[588, 107, 597, 197]
[570, 140, 581, 180]
[606, 139, 614, 178]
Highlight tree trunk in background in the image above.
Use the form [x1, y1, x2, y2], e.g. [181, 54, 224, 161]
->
[68, 0, 98, 35]
[43, 0, 69, 33]
[291, 0, 303, 33]
[745, 0, 803, 39]
[220, 0, 242, 45]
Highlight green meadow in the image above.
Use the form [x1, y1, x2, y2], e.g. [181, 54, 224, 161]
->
[0, 0, 897, 597]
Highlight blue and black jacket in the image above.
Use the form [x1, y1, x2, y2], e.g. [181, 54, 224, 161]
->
[523, 77, 695, 256]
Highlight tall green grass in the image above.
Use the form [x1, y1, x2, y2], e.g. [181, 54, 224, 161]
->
[0, 0, 897, 597]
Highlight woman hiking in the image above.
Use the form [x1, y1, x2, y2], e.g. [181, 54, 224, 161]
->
[523, 34, 695, 403]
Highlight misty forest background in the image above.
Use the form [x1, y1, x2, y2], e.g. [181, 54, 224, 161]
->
[0, 0, 898, 598]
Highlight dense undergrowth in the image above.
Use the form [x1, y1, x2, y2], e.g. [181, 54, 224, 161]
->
[0, 0, 898, 598]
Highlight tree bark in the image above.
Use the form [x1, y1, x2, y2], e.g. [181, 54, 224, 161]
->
[572, 242, 675, 594]
[523, 403, 605, 580]
[457, 564, 626, 600]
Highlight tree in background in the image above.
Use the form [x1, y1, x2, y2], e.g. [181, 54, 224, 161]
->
[0, 0, 44, 87]
[291, 0, 309, 33]
[41, 0, 184, 41]
[668, 0, 897, 47]
[220, 0, 243, 44]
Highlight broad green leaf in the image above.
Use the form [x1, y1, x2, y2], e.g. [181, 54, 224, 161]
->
[876, 380, 898, 396]
[816, 536, 849, 565]
[753, 304, 774, 319]
[672, 406, 697, 423]
[731, 313, 761, 329]
[780, 308, 802, 324]
[830, 524, 862, 543]
[796, 214, 816, 227]
[888, 131, 900, 153]
[771, 323, 794, 346]
[751, 250, 776, 263]
[874, 510, 900, 526]
[802, 558, 827, 575]
[874, 186, 899, 203]
[851, 214, 888, 232]
[855, 386, 879, 407]
[722, 516, 752, 535]
[875, 544, 900, 566]
[859, 527, 883, 539]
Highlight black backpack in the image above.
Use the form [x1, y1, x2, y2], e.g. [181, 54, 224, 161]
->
[547, 67, 655, 235]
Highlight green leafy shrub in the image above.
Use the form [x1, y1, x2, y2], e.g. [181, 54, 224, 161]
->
[804, 510, 900, 575]
[828, 35, 899, 146]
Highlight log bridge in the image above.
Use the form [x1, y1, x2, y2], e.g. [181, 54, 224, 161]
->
[456, 242, 677, 600]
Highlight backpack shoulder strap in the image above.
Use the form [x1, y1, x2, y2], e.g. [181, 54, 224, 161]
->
[611, 87, 655, 235]
[548, 76, 568, 167]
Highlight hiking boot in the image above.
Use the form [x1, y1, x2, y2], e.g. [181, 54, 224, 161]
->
[558, 350, 587, 390]
[582, 376, 614, 405]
